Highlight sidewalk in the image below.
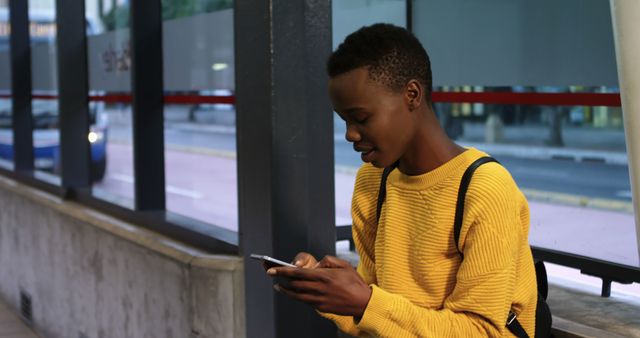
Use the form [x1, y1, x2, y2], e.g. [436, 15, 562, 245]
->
[115, 106, 630, 165]
[458, 122, 628, 165]
[0, 301, 38, 338]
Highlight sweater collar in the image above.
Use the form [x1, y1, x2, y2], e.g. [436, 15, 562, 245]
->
[387, 148, 486, 190]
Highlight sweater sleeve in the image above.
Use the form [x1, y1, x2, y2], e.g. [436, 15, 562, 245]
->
[354, 167, 524, 338]
[319, 164, 382, 337]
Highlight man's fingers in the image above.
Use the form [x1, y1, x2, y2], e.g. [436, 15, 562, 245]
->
[276, 284, 323, 304]
[293, 252, 317, 268]
[317, 255, 351, 268]
[286, 279, 323, 294]
[270, 266, 324, 280]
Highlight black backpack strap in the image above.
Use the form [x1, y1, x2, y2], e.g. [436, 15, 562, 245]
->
[376, 157, 534, 337]
[506, 311, 530, 338]
[535, 260, 549, 300]
[453, 156, 499, 256]
[452, 156, 534, 338]
[376, 162, 398, 223]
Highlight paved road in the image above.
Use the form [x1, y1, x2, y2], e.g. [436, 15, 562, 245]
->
[110, 122, 633, 203]
[94, 142, 640, 269]
[98, 111, 640, 297]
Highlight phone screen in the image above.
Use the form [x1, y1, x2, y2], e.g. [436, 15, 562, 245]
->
[250, 254, 297, 268]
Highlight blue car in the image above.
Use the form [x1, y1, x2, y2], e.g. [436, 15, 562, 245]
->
[0, 99, 108, 182]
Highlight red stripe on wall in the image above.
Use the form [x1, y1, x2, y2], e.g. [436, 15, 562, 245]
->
[431, 92, 621, 107]
[0, 92, 622, 107]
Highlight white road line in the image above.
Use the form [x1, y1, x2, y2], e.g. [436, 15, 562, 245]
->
[512, 167, 570, 178]
[108, 173, 203, 199]
[166, 186, 203, 199]
[109, 173, 133, 183]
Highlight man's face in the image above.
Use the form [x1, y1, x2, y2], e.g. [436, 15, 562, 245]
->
[329, 67, 416, 168]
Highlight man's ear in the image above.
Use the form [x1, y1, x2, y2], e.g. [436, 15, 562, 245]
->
[405, 80, 423, 111]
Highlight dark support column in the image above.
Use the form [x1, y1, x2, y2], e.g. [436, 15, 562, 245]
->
[56, 0, 91, 188]
[129, 0, 166, 210]
[9, 0, 34, 171]
[601, 279, 612, 298]
[235, 1, 336, 337]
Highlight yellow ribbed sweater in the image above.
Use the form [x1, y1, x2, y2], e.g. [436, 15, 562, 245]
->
[325, 148, 538, 337]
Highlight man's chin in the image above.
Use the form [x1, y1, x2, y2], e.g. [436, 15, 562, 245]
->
[369, 160, 385, 168]
[369, 156, 401, 169]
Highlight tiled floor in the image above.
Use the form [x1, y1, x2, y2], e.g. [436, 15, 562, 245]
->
[0, 302, 38, 338]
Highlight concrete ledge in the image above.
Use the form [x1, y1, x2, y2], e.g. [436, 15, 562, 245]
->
[0, 175, 245, 338]
[547, 282, 640, 338]
[0, 175, 240, 268]
[552, 316, 628, 338]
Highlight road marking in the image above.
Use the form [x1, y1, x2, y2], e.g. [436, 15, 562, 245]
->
[108, 173, 203, 199]
[108, 139, 237, 159]
[334, 165, 632, 213]
[616, 190, 633, 199]
[166, 186, 204, 199]
[521, 188, 634, 213]
[109, 173, 133, 183]
[512, 167, 570, 178]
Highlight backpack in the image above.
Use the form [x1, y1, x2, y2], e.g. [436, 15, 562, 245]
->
[376, 156, 552, 338]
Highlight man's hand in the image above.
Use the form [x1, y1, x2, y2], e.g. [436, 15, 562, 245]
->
[268, 255, 372, 318]
[292, 252, 319, 268]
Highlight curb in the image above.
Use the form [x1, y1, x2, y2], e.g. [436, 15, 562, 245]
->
[460, 142, 628, 166]
[166, 122, 236, 134]
[161, 124, 628, 165]
[521, 188, 634, 214]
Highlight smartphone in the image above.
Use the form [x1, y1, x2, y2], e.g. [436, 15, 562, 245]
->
[250, 254, 297, 268]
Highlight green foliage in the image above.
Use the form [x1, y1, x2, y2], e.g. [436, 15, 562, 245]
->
[100, 0, 233, 32]
[162, 0, 233, 21]
[101, 3, 130, 31]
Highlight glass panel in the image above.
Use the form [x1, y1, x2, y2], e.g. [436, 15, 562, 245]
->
[86, 0, 134, 208]
[30, 0, 60, 181]
[411, 0, 617, 88]
[412, 0, 639, 295]
[433, 86, 637, 268]
[162, 5, 237, 230]
[0, 2, 12, 168]
[332, 0, 407, 228]
[90, 102, 133, 208]
[332, 0, 406, 50]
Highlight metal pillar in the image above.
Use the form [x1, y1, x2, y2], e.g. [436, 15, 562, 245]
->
[610, 0, 640, 263]
[235, 1, 337, 337]
[8, 0, 33, 171]
[129, 0, 166, 210]
[56, 0, 91, 189]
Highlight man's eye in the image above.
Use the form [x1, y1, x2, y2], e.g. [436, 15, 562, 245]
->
[355, 117, 369, 124]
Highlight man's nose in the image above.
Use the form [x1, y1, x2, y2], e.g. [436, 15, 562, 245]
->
[345, 123, 361, 143]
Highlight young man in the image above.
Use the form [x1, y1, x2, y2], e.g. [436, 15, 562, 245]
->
[268, 23, 538, 337]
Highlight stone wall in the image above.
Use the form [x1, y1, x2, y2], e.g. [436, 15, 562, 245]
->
[0, 176, 244, 338]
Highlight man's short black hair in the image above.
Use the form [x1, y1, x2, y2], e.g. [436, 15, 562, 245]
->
[327, 23, 432, 104]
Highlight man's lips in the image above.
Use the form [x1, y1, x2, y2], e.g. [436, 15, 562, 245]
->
[353, 144, 374, 154]
[360, 149, 376, 162]
[354, 144, 376, 162]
